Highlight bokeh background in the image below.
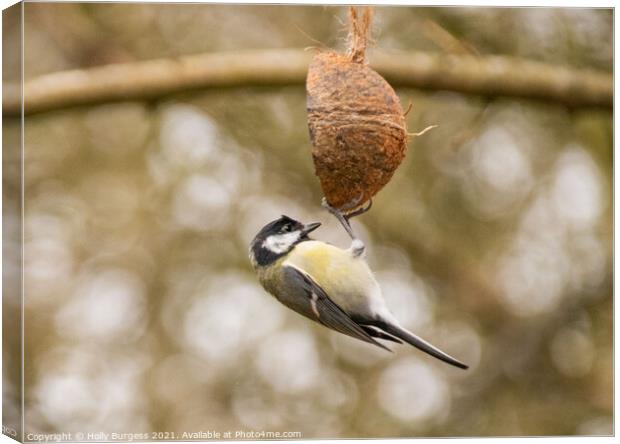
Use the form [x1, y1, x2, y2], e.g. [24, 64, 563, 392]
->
[2, 3, 613, 439]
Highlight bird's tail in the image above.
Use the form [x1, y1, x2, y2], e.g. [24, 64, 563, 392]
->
[374, 319, 469, 370]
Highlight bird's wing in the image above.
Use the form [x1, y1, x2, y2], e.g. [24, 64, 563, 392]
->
[280, 265, 390, 351]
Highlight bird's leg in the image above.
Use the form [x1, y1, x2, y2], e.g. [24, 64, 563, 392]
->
[321, 195, 372, 258]
[345, 199, 372, 257]
[322, 198, 356, 239]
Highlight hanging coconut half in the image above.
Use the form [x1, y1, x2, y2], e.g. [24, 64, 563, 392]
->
[306, 7, 408, 212]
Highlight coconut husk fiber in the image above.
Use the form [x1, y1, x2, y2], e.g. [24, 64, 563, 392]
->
[306, 7, 407, 212]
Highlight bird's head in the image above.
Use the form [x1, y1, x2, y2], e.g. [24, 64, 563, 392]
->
[249, 215, 321, 268]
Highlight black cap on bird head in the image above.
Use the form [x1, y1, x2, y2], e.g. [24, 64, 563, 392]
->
[249, 215, 321, 268]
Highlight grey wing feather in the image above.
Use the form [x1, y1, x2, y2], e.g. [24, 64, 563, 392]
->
[280, 265, 390, 351]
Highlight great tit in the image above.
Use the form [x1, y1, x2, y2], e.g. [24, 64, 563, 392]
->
[249, 215, 468, 370]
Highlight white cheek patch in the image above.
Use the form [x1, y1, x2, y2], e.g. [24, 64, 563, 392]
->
[263, 232, 301, 254]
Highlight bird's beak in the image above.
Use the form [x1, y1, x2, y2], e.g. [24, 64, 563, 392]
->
[301, 222, 321, 236]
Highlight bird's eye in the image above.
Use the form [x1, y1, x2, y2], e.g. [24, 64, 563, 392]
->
[282, 224, 293, 232]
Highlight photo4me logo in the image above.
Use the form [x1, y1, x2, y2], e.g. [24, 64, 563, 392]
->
[180, 430, 302, 439]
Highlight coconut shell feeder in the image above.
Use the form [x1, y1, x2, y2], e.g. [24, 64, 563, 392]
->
[306, 7, 409, 213]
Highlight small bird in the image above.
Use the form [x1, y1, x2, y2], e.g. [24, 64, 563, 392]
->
[249, 214, 468, 370]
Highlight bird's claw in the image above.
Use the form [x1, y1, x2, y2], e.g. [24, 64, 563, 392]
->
[344, 198, 372, 221]
[321, 193, 371, 241]
[321, 192, 367, 217]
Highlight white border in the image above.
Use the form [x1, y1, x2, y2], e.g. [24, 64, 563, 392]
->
[0, 2, 615, 444]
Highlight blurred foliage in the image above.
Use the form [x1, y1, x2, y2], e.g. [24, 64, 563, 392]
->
[2, 3, 613, 439]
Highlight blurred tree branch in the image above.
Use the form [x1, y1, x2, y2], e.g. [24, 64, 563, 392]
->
[3, 48, 612, 116]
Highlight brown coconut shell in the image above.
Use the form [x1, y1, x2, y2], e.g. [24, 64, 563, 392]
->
[306, 10, 407, 212]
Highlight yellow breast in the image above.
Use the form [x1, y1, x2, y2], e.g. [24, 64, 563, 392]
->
[283, 240, 380, 312]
